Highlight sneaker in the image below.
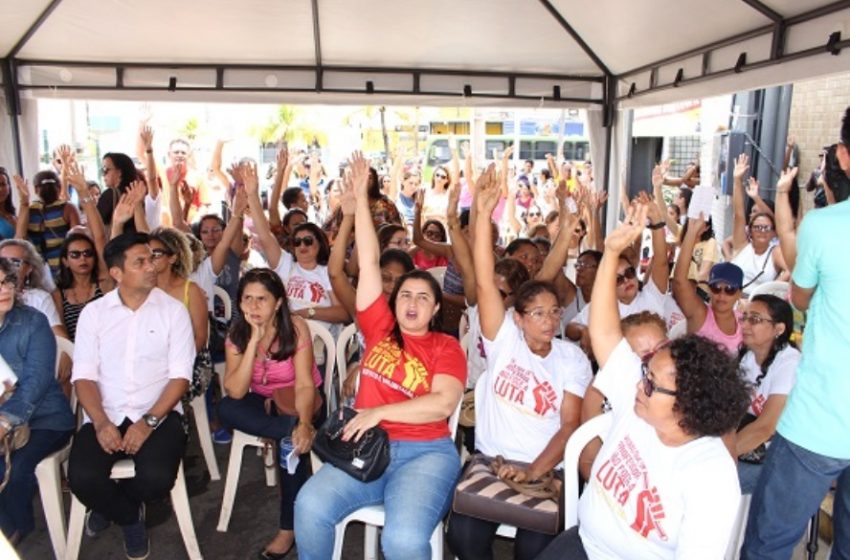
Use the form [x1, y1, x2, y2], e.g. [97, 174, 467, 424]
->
[84, 509, 110, 537]
[212, 428, 232, 445]
[122, 505, 149, 560]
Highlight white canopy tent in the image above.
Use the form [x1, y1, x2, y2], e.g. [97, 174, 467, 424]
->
[3, 0, 850, 221]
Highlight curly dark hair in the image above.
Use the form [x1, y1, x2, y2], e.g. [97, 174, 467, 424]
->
[292, 222, 330, 265]
[668, 335, 750, 437]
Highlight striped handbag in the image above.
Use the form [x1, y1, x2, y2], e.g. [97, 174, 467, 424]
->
[451, 454, 562, 534]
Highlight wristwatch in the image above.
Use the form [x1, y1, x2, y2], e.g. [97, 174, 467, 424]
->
[142, 413, 162, 430]
[307, 307, 316, 318]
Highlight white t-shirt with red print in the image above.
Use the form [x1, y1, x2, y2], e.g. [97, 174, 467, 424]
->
[475, 316, 592, 464]
[273, 253, 336, 334]
[740, 345, 799, 416]
[579, 339, 740, 559]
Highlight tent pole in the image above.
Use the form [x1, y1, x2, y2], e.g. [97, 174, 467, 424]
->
[1, 58, 24, 175]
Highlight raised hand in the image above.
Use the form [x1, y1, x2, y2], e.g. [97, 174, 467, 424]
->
[651, 162, 667, 189]
[746, 177, 761, 199]
[776, 167, 798, 194]
[414, 189, 425, 213]
[56, 144, 74, 167]
[733, 154, 750, 180]
[605, 203, 649, 254]
[12, 175, 30, 206]
[127, 180, 147, 206]
[447, 180, 461, 221]
[276, 143, 289, 174]
[348, 151, 370, 200]
[64, 160, 88, 192]
[140, 124, 154, 150]
[502, 145, 514, 162]
[475, 163, 500, 215]
[239, 161, 259, 196]
[339, 170, 356, 216]
[112, 192, 135, 226]
[227, 162, 243, 186]
[231, 185, 248, 217]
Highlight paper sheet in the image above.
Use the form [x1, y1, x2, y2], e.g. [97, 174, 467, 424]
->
[687, 185, 714, 221]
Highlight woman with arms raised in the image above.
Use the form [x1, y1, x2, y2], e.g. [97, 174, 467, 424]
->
[295, 153, 466, 560]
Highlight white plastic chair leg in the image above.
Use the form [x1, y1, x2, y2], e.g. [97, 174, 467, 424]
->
[191, 394, 221, 481]
[332, 519, 347, 560]
[35, 450, 68, 560]
[66, 493, 85, 560]
[216, 431, 249, 532]
[171, 461, 203, 560]
[430, 523, 444, 560]
[364, 524, 379, 560]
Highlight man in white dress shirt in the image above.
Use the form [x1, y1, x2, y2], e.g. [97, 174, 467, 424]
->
[68, 232, 196, 560]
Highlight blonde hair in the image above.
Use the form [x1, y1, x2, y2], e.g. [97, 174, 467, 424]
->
[150, 227, 193, 279]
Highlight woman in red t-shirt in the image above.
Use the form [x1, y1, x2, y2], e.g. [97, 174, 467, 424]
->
[218, 268, 321, 560]
[295, 152, 467, 560]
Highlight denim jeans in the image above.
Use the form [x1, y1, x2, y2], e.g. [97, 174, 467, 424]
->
[218, 393, 314, 530]
[738, 461, 763, 495]
[294, 437, 461, 560]
[0, 428, 72, 539]
[742, 433, 850, 559]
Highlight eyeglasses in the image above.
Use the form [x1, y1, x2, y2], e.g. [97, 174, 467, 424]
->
[151, 248, 174, 259]
[2, 257, 24, 269]
[575, 261, 598, 270]
[616, 267, 636, 286]
[750, 224, 774, 233]
[640, 358, 678, 398]
[740, 312, 775, 325]
[100, 167, 114, 174]
[0, 275, 18, 291]
[434, 173, 448, 180]
[527, 211, 542, 218]
[523, 307, 562, 323]
[708, 283, 739, 296]
[68, 249, 95, 259]
[293, 236, 315, 247]
[498, 288, 513, 300]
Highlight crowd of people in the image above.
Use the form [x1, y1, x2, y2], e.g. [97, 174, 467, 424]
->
[0, 104, 848, 560]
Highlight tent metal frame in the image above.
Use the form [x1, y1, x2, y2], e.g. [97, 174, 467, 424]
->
[3, 0, 849, 183]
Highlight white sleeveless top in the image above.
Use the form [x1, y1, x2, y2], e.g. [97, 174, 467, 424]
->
[731, 243, 778, 295]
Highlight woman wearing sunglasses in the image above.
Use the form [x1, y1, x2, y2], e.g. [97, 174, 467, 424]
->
[729, 154, 789, 296]
[565, 199, 669, 357]
[735, 294, 798, 494]
[243, 163, 350, 334]
[673, 215, 744, 354]
[537, 203, 750, 560]
[445, 165, 592, 560]
[421, 164, 453, 225]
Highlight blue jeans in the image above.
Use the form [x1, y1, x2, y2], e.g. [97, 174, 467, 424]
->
[742, 433, 850, 559]
[218, 393, 313, 530]
[0, 428, 72, 539]
[738, 461, 763, 495]
[294, 437, 461, 560]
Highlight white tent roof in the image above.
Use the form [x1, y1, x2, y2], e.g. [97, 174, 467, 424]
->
[3, 0, 849, 109]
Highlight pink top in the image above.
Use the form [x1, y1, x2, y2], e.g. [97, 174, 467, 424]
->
[224, 336, 322, 398]
[695, 306, 743, 355]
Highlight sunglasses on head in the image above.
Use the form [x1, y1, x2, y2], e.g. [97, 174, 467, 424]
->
[708, 283, 739, 296]
[293, 236, 315, 247]
[616, 267, 636, 286]
[68, 249, 95, 259]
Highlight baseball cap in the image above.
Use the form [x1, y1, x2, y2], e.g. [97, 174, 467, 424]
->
[708, 262, 744, 290]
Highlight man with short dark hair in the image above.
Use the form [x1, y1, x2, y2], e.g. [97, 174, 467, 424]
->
[282, 186, 309, 212]
[742, 106, 850, 559]
[68, 232, 195, 560]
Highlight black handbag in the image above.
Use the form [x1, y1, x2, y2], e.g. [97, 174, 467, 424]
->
[312, 407, 390, 482]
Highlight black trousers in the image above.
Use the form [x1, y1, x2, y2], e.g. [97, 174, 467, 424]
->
[535, 527, 588, 560]
[68, 412, 187, 526]
[445, 511, 557, 560]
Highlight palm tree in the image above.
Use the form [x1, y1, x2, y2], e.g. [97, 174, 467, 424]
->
[252, 105, 327, 147]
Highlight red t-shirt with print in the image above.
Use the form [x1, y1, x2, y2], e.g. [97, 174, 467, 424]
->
[354, 295, 467, 441]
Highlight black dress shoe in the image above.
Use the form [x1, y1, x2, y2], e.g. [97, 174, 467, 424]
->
[257, 542, 295, 560]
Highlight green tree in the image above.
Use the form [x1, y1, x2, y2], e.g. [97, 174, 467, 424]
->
[252, 105, 327, 147]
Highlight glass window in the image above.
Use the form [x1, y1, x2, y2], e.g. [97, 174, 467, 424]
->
[534, 141, 557, 160]
[427, 140, 451, 166]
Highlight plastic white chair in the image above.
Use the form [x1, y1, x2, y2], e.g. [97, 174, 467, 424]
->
[35, 336, 76, 560]
[335, 323, 360, 399]
[217, 320, 336, 533]
[189, 391, 221, 481]
[212, 286, 232, 395]
[747, 280, 790, 302]
[563, 413, 613, 529]
[66, 459, 201, 560]
[428, 266, 447, 289]
[306, 320, 337, 413]
[331, 400, 463, 560]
